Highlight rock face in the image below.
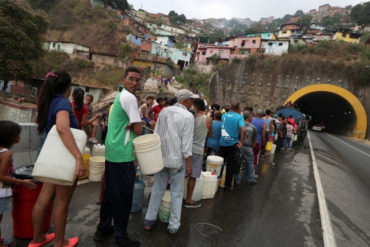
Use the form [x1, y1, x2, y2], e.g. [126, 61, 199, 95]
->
[209, 58, 370, 138]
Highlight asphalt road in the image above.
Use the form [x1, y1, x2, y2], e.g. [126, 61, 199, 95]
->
[308, 131, 370, 247]
[4, 140, 324, 247]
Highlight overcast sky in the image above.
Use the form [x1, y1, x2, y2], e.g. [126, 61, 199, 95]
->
[129, 0, 364, 21]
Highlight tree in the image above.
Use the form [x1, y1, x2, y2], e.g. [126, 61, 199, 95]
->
[295, 10, 304, 17]
[168, 10, 187, 24]
[99, 0, 129, 11]
[350, 2, 370, 26]
[299, 15, 313, 29]
[0, 0, 48, 91]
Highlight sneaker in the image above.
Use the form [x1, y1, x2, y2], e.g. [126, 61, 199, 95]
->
[184, 201, 202, 208]
[94, 228, 114, 241]
[167, 228, 179, 235]
[89, 137, 98, 144]
[116, 239, 140, 247]
[247, 179, 257, 185]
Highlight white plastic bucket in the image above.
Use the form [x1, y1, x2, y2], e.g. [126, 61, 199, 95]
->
[92, 144, 105, 157]
[89, 156, 105, 182]
[183, 177, 204, 202]
[206, 155, 224, 177]
[133, 134, 164, 175]
[33, 125, 87, 186]
[201, 172, 218, 199]
[271, 144, 277, 154]
[158, 190, 171, 223]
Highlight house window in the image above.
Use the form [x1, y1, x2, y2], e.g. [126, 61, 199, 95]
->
[52, 43, 56, 48]
[282, 31, 287, 34]
[252, 40, 256, 44]
[241, 40, 246, 47]
[202, 51, 206, 55]
[268, 42, 273, 46]
[279, 43, 283, 46]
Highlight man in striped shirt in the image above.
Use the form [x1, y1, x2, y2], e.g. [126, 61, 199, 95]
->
[144, 89, 198, 235]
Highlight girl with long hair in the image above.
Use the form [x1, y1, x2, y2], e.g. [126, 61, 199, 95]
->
[29, 71, 85, 247]
[72, 88, 89, 130]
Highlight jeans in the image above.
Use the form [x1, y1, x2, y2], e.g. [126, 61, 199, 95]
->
[144, 165, 186, 230]
[218, 145, 239, 188]
[97, 160, 136, 243]
[240, 146, 256, 182]
[284, 137, 292, 149]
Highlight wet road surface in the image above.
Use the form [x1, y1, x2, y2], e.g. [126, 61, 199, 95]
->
[5, 141, 323, 246]
[308, 131, 370, 247]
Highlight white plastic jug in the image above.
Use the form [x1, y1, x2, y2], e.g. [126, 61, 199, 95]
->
[33, 125, 87, 186]
[92, 144, 105, 157]
[133, 134, 164, 175]
[183, 176, 204, 202]
[201, 171, 218, 199]
[89, 156, 105, 182]
[206, 155, 224, 178]
[158, 190, 171, 223]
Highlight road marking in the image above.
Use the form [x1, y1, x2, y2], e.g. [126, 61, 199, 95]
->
[330, 135, 370, 158]
[307, 132, 337, 247]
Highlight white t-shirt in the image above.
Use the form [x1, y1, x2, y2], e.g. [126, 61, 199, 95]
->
[0, 148, 13, 198]
[286, 124, 294, 138]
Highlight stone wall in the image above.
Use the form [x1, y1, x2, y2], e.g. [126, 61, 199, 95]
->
[209, 60, 370, 138]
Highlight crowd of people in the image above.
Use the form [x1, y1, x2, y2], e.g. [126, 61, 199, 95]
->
[0, 66, 308, 247]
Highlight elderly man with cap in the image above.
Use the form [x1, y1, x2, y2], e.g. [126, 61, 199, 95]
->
[144, 89, 198, 234]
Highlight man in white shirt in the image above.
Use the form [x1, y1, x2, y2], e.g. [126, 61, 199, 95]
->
[144, 89, 198, 235]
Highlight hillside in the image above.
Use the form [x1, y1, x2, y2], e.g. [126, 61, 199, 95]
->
[30, 0, 127, 54]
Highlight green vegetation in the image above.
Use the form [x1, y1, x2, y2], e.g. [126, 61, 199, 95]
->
[98, 0, 129, 11]
[350, 2, 370, 26]
[175, 67, 211, 97]
[32, 51, 124, 88]
[0, 0, 48, 90]
[168, 10, 187, 24]
[320, 13, 347, 29]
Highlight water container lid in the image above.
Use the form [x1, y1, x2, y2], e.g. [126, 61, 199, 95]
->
[14, 164, 34, 179]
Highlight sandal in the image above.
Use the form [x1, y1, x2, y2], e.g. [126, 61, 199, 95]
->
[28, 233, 56, 247]
[64, 237, 79, 247]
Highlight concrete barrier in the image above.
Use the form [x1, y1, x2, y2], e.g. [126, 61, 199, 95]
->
[12, 123, 40, 169]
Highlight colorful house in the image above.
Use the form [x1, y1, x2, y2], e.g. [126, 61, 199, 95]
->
[261, 40, 289, 56]
[278, 29, 294, 40]
[140, 40, 152, 53]
[155, 36, 175, 47]
[247, 32, 277, 40]
[280, 23, 301, 31]
[127, 34, 144, 46]
[43, 41, 90, 58]
[333, 29, 361, 44]
[229, 36, 261, 57]
[290, 38, 307, 48]
[195, 44, 231, 65]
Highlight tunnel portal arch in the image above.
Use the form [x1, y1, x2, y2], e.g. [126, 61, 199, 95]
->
[285, 84, 367, 139]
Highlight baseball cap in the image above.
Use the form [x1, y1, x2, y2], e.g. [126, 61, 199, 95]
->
[175, 89, 199, 102]
[257, 109, 264, 115]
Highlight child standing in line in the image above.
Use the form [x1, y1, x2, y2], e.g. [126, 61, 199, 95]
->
[0, 121, 37, 246]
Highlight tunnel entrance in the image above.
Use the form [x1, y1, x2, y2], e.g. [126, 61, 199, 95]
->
[284, 84, 367, 139]
[295, 92, 355, 135]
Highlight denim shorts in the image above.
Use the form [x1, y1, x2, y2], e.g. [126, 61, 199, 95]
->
[0, 196, 12, 214]
[191, 153, 203, 178]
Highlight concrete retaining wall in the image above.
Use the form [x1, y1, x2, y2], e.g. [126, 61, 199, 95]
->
[12, 123, 40, 169]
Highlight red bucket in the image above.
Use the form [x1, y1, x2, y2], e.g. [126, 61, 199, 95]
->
[12, 183, 53, 239]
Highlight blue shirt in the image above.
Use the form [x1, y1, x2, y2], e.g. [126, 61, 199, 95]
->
[220, 112, 245, 147]
[251, 117, 265, 144]
[206, 120, 222, 151]
[45, 94, 79, 134]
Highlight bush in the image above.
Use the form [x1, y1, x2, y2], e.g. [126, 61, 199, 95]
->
[245, 55, 257, 71]
[352, 62, 370, 85]
[176, 67, 211, 97]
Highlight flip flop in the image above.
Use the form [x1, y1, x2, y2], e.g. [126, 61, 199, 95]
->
[64, 237, 79, 247]
[27, 233, 56, 247]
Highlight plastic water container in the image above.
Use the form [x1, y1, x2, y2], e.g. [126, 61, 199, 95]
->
[81, 154, 91, 179]
[131, 176, 145, 213]
[84, 147, 91, 155]
[13, 165, 52, 239]
[201, 172, 218, 199]
[158, 190, 171, 223]
[206, 155, 224, 177]
[32, 125, 87, 186]
[271, 144, 277, 154]
[265, 141, 273, 151]
[89, 156, 105, 182]
[133, 134, 164, 175]
[92, 144, 105, 157]
[183, 176, 204, 202]
[219, 167, 234, 188]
